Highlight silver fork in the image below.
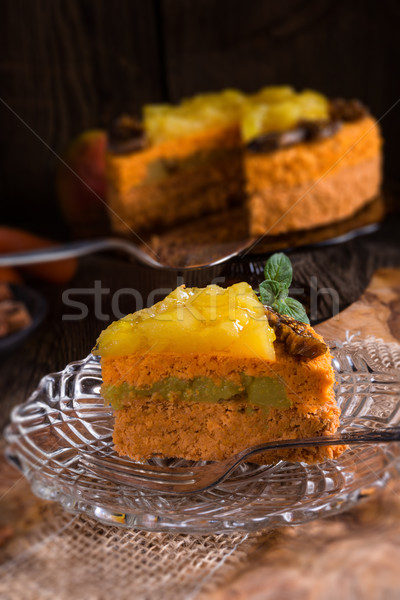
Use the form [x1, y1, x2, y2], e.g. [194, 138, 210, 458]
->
[80, 426, 400, 495]
[0, 237, 252, 270]
[0, 224, 381, 271]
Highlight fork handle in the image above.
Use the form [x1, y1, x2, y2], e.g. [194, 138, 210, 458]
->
[239, 426, 400, 464]
[0, 238, 163, 269]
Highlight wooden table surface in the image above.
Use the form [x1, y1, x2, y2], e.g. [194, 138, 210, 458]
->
[0, 215, 399, 599]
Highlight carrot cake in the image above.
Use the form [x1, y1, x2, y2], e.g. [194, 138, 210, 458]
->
[93, 279, 342, 464]
[106, 86, 382, 238]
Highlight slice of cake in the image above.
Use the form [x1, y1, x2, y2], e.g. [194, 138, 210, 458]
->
[106, 86, 382, 240]
[93, 276, 342, 464]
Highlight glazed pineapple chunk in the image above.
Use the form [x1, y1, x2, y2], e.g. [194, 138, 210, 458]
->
[252, 86, 296, 104]
[94, 282, 276, 360]
[241, 87, 329, 141]
[143, 89, 245, 145]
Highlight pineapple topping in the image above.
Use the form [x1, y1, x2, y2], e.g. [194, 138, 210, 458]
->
[143, 89, 245, 145]
[142, 86, 329, 145]
[94, 282, 276, 360]
[241, 87, 329, 141]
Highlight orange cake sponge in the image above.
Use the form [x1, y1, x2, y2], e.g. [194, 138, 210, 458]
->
[246, 116, 382, 236]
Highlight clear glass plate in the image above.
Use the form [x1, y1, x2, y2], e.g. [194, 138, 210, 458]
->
[4, 341, 400, 534]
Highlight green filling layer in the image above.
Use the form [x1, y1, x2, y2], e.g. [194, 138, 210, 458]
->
[103, 374, 290, 412]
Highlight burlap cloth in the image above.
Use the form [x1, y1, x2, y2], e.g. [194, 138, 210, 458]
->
[0, 336, 399, 600]
[0, 500, 255, 600]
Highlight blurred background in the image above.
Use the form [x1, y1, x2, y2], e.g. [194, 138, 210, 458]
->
[1, 0, 400, 236]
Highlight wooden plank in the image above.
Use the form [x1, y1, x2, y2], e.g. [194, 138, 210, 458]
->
[316, 268, 400, 344]
[161, 0, 367, 99]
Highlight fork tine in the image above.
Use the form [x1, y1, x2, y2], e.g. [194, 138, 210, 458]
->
[80, 454, 197, 483]
[82, 453, 197, 477]
[81, 459, 198, 494]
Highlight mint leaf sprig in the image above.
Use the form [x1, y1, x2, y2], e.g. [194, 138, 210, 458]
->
[258, 253, 310, 324]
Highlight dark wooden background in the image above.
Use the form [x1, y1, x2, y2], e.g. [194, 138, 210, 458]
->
[1, 0, 400, 235]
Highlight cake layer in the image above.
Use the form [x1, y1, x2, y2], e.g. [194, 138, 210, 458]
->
[108, 124, 240, 190]
[108, 146, 244, 233]
[103, 373, 290, 410]
[101, 343, 334, 411]
[248, 154, 381, 236]
[112, 393, 341, 463]
[245, 117, 381, 189]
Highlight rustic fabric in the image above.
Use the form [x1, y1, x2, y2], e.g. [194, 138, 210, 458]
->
[0, 502, 256, 600]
